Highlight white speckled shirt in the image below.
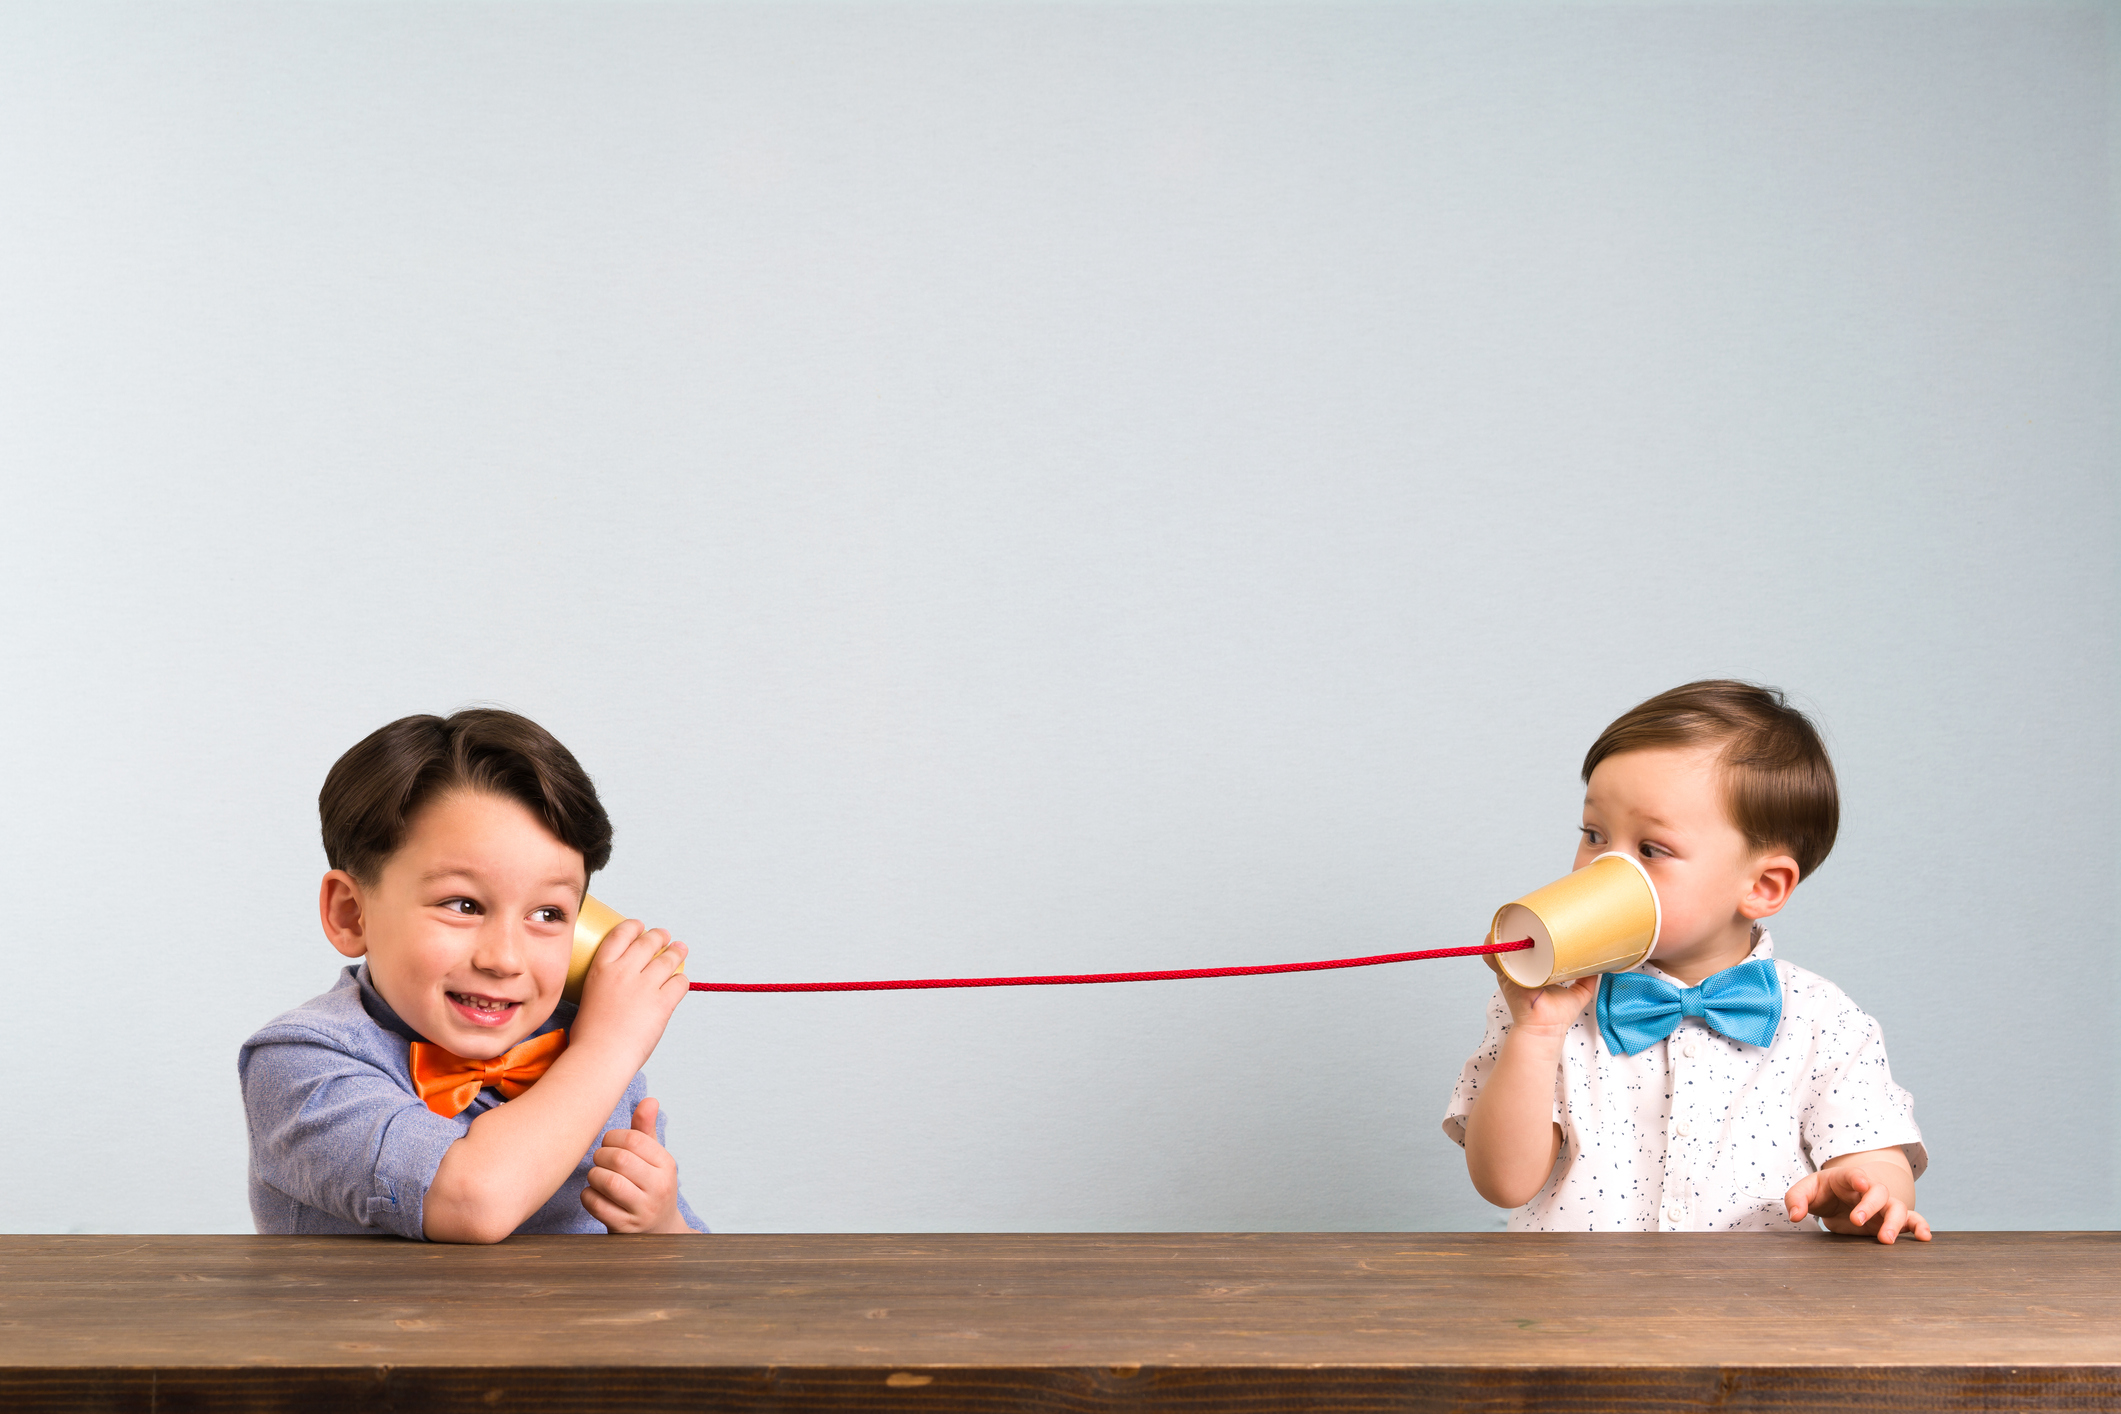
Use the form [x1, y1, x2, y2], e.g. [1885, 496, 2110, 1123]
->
[1442, 932, 1925, 1232]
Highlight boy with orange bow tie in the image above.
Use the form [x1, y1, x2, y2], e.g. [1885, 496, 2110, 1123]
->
[1444, 681, 1929, 1242]
[238, 710, 704, 1241]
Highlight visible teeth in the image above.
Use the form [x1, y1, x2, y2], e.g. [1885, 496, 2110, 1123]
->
[452, 993, 513, 1012]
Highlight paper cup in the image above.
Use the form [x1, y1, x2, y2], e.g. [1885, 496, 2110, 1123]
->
[1488, 852, 1661, 988]
[563, 895, 685, 1004]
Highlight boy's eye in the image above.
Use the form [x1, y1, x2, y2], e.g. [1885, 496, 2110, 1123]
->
[441, 897, 481, 915]
[1639, 842, 1666, 859]
[533, 906, 567, 925]
[1580, 827, 1604, 847]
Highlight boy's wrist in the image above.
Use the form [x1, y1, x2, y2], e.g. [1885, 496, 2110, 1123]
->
[555, 1028, 650, 1081]
[1502, 1023, 1572, 1050]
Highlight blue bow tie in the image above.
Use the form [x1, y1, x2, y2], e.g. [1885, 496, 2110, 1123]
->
[1595, 957, 1782, 1057]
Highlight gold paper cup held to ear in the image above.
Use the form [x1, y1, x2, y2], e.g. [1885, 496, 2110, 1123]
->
[564, 895, 685, 1004]
[1489, 851, 1661, 988]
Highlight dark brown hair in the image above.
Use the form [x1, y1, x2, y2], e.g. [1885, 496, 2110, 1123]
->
[320, 709, 613, 884]
[1583, 680, 1838, 879]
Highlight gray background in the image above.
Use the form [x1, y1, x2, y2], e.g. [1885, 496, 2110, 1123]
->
[0, 1, 2112, 1235]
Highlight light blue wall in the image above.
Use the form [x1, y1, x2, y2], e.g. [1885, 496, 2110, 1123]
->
[0, 2, 2112, 1234]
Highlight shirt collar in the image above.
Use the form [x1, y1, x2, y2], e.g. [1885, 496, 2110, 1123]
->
[353, 962, 575, 1047]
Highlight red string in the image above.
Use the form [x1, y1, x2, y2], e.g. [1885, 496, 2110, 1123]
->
[686, 938, 1533, 993]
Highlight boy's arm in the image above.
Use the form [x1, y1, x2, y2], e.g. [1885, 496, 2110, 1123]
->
[1461, 973, 1597, 1209]
[1785, 1148, 1930, 1244]
[423, 923, 688, 1244]
[1785, 998, 1928, 1244]
[239, 1028, 466, 1239]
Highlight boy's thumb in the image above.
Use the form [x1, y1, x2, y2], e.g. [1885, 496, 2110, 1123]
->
[633, 1097, 659, 1135]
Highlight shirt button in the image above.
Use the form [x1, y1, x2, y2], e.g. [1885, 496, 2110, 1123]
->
[1674, 1120, 1692, 1138]
[1683, 1041, 1700, 1059]
[1665, 1205, 1685, 1223]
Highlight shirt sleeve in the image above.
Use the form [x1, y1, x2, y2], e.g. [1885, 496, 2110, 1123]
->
[1797, 997, 1927, 1179]
[240, 1025, 467, 1240]
[1441, 986, 1560, 1147]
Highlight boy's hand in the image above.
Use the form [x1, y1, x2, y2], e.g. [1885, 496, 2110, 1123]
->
[570, 918, 689, 1072]
[1496, 971, 1599, 1038]
[583, 1098, 692, 1234]
[1785, 1159, 1931, 1244]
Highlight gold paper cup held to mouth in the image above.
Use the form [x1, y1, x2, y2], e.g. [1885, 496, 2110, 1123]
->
[1489, 851, 1661, 988]
[564, 895, 685, 1004]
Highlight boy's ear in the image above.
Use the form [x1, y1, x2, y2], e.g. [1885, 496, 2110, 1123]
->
[1740, 853, 1801, 921]
[319, 870, 370, 958]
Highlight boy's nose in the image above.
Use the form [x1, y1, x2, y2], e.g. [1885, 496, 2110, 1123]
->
[470, 920, 528, 975]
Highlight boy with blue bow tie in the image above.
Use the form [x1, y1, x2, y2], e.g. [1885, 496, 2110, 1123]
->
[1443, 681, 1928, 1242]
[238, 710, 705, 1242]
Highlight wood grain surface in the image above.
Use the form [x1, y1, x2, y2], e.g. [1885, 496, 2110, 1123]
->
[1, 1232, 2114, 1412]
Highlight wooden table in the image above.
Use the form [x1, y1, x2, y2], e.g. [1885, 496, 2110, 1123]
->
[2, 1232, 2114, 1412]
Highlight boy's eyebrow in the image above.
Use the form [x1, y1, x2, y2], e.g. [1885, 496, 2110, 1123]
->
[1581, 798, 1679, 832]
[417, 866, 586, 892]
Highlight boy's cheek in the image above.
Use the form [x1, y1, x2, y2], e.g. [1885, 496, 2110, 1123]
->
[530, 952, 571, 1007]
[516, 992, 567, 1038]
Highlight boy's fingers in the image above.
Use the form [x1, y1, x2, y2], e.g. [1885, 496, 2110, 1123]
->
[593, 1146, 661, 1193]
[580, 1185, 636, 1231]
[596, 1130, 673, 1171]
[585, 1162, 649, 1208]
[1825, 1167, 1867, 1209]
[584, 1165, 646, 1204]
[598, 1128, 668, 1161]
[597, 920, 646, 961]
[596, 921, 683, 974]
[1855, 1172, 1894, 1225]
[602, 1123, 671, 1152]
[1783, 1174, 1818, 1222]
[630, 929, 672, 971]
[634, 1097, 659, 1135]
[1907, 1210, 1933, 1241]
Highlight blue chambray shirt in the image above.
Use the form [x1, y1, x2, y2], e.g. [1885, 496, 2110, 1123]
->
[238, 964, 706, 1239]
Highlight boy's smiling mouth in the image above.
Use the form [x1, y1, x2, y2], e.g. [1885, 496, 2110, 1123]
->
[447, 991, 522, 1025]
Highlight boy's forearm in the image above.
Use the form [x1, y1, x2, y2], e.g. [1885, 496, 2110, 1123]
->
[1462, 1029, 1566, 1208]
[422, 1041, 638, 1243]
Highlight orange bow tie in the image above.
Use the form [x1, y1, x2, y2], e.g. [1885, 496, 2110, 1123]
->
[409, 1030, 569, 1118]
